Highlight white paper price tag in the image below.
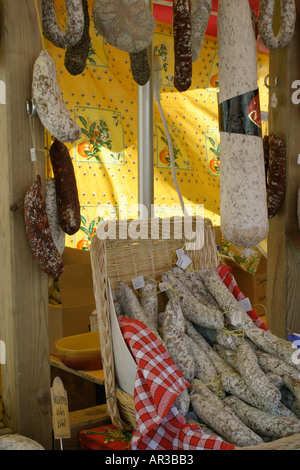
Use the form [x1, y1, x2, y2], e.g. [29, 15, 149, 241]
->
[132, 275, 145, 290]
[176, 255, 193, 270]
[227, 335, 236, 350]
[239, 297, 252, 312]
[30, 148, 37, 162]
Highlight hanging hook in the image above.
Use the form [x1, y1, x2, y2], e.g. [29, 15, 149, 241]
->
[264, 74, 278, 89]
[26, 99, 36, 117]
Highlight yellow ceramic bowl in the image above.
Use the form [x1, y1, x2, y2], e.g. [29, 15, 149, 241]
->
[55, 331, 102, 371]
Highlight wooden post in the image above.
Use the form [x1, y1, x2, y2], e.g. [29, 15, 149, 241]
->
[267, 0, 300, 337]
[0, 0, 52, 449]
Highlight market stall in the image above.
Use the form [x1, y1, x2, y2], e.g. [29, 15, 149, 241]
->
[0, 0, 300, 451]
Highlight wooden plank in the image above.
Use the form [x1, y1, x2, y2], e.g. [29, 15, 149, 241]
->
[0, 0, 52, 449]
[50, 354, 105, 385]
[267, 0, 300, 337]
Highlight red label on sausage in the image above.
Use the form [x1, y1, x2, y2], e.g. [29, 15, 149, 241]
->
[248, 95, 261, 128]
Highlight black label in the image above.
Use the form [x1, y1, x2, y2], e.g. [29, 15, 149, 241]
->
[218, 89, 262, 137]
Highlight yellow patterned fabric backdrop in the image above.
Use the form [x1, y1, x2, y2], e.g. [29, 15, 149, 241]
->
[44, 0, 269, 271]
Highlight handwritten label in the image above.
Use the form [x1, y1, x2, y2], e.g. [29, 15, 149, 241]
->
[50, 377, 71, 440]
[132, 275, 145, 290]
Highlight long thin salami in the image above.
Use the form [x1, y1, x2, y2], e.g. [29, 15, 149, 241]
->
[235, 341, 282, 412]
[203, 269, 254, 330]
[245, 327, 300, 372]
[50, 139, 81, 236]
[158, 298, 195, 381]
[266, 135, 286, 218]
[161, 271, 224, 330]
[45, 177, 66, 255]
[224, 395, 300, 438]
[190, 380, 264, 447]
[173, 0, 192, 92]
[24, 175, 64, 279]
[217, 0, 268, 248]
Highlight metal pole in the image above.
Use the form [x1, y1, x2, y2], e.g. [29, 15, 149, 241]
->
[138, 0, 154, 219]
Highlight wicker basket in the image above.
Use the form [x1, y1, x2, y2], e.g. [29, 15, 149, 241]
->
[90, 216, 300, 450]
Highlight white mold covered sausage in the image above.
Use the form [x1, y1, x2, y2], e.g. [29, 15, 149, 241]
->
[217, 0, 268, 248]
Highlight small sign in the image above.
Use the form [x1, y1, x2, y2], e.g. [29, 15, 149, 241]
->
[50, 377, 71, 440]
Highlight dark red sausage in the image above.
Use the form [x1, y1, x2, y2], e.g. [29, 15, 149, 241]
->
[173, 0, 192, 92]
[24, 175, 64, 279]
[50, 139, 81, 235]
[267, 135, 286, 218]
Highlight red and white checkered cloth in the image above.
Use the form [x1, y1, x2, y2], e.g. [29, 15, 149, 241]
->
[117, 264, 268, 451]
[118, 316, 235, 451]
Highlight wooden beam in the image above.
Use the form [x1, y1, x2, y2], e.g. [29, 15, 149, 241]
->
[267, 0, 300, 337]
[0, 0, 52, 449]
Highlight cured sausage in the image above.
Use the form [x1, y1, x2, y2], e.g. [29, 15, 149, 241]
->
[129, 49, 151, 86]
[266, 135, 286, 218]
[217, 0, 268, 247]
[50, 139, 81, 236]
[190, 380, 264, 447]
[42, 0, 85, 49]
[161, 271, 224, 330]
[258, 0, 296, 50]
[24, 175, 64, 279]
[45, 177, 65, 254]
[224, 395, 300, 438]
[93, 0, 156, 53]
[64, 0, 91, 76]
[32, 50, 81, 143]
[173, 0, 192, 92]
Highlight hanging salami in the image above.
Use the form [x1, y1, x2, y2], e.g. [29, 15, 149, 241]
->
[42, 0, 85, 50]
[50, 139, 81, 236]
[64, 0, 91, 76]
[265, 135, 286, 218]
[258, 0, 296, 50]
[217, 0, 268, 248]
[173, 0, 192, 92]
[32, 50, 81, 143]
[93, 0, 156, 54]
[24, 175, 64, 279]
